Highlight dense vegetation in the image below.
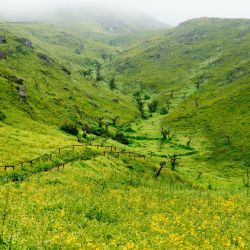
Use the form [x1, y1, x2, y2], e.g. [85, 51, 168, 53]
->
[0, 13, 249, 249]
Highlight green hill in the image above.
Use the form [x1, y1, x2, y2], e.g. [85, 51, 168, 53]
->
[104, 17, 250, 166]
[0, 15, 249, 249]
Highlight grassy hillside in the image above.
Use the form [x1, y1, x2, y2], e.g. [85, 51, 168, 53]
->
[0, 22, 138, 163]
[104, 17, 250, 166]
[0, 16, 249, 249]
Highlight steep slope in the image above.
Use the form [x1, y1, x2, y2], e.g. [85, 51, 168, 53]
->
[104, 17, 250, 165]
[0, 22, 138, 163]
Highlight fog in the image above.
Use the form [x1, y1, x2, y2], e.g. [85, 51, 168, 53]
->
[0, 0, 249, 25]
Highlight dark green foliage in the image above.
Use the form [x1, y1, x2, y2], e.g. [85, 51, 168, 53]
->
[96, 72, 103, 82]
[109, 78, 116, 90]
[62, 66, 71, 75]
[148, 100, 158, 113]
[133, 91, 145, 118]
[0, 111, 6, 121]
[16, 45, 28, 55]
[81, 68, 93, 77]
[123, 123, 135, 132]
[160, 107, 168, 115]
[85, 207, 117, 224]
[113, 132, 129, 145]
[60, 123, 78, 136]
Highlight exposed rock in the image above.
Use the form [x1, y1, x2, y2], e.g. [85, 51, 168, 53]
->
[18, 38, 33, 48]
[18, 85, 27, 102]
[62, 66, 71, 75]
[0, 50, 7, 59]
[38, 53, 53, 64]
[0, 36, 6, 43]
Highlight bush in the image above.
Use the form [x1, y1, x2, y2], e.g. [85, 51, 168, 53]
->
[113, 132, 129, 145]
[148, 100, 158, 113]
[123, 124, 135, 133]
[60, 123, 78, 136]
[0, 111, 6, 121]
[160, 107, 169, 115]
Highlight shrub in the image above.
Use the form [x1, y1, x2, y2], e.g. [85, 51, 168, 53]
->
[113, 132, 129, 145]
[109, 78, 116, 90]
[60, 123, 78, 136]
[160, 107, 169, 115]
[123, 124, 135, 133]
[148, 100, 158, 113]
[0, 111, 6, 121]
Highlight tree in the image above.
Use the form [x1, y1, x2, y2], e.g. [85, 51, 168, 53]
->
[186, 136, 192, 148]
[96, 62, 103, 82]
[60, 123, 78, 136]
[195, 97, 199, 107]
[166, 99, 171, 109]
[148, 100, 158, 113]
[111, 116, 120, 126]
[113, 132, 129, 145]
[133, 91, 145, 118]
[170, 90, 174, 99]
[195, 81, 200, 89]
[97, 117, 104, 128]
[160, 107, 168, 115]
[82, 123, 92, 137]
[109, 77, 116, 90]
[155, 161, 167, 178]
[161, 126, 176, 141]
[167, 153, 180, 171]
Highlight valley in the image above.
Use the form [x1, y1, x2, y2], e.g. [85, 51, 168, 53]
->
[0, 12, 249, 249]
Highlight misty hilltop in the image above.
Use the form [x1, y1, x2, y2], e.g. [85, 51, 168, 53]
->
[0, 7, 170, 33]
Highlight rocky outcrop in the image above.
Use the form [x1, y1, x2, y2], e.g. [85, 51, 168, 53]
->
[0, 36, 6, 43]
[38, 53, 53, 64]
[18, 85, 27, 102]
[18, 38, 33, 48]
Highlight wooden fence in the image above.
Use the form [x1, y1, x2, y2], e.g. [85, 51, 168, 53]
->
[0, 143, 146, 172]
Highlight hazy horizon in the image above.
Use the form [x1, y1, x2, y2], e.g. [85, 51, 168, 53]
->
[0, 0, 250, 25]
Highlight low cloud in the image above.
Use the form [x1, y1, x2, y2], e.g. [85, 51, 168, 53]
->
[0, 0, 249, 25]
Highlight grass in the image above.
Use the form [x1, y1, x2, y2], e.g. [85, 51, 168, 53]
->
[0, 16, 249, 249]
[0, 159, 249, 249]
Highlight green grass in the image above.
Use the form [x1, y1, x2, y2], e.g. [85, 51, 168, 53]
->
[0, 16, 249, 249]
[0, 159, 249, 249]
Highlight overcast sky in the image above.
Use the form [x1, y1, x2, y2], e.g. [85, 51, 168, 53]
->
[0, 0, 249, 25]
